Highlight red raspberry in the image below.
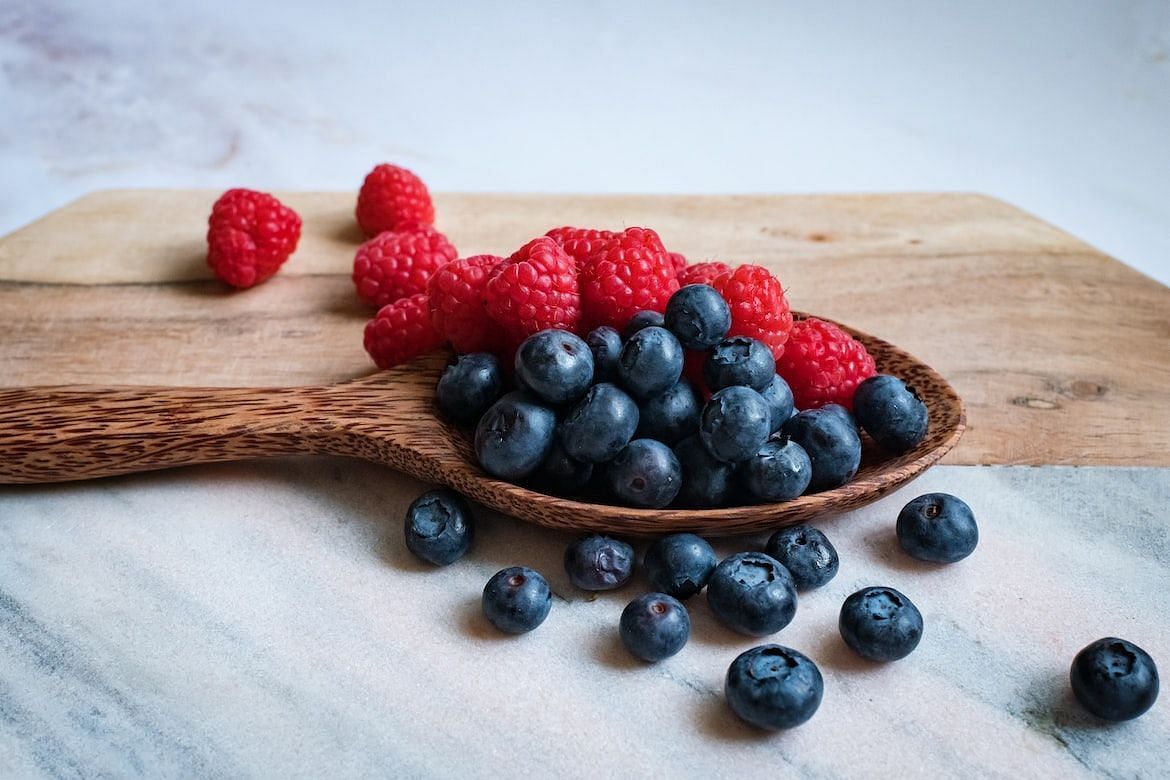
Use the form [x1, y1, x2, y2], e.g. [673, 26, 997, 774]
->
[427, 254, 507, 353]
[668, 252, 688, 278]
[578, 227, 680, 331]
[352, 227, 457, 309]
[355, 163, 435, 237]
[679, 261, 732, 287]
[682, 350, 711, 399]
[363, 293, 443, 369]
[710, 264, 793, 361]
[484, 237, 581, 343]
[778, 317, 877, 411]
[206, 189, 301, 288]
[545, 226, 616, 268]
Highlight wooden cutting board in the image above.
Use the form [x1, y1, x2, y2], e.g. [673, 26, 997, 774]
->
[1, 189, 1167, 467]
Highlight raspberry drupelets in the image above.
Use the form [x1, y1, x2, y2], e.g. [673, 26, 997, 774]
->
[710, 264, 793, 362]
[484, 237, 581, 346]
[352, 227, 457, 309]
[363, 293, 442, 369]
[578, 227, 679, 332]
[355, 163, 435, 237]
[679, 261, 731, 287]
[206, 189, 301, 288]
[778, 317, 876, 410]
[427, 254, 506, 354]
[545, 226, 615, 268]
[668, 252, 688, 278]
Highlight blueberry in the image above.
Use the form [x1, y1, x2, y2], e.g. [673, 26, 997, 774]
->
[703, 337, 776, 392]
[564, 534, 635, 591]
[623, 310, 665, 339]
[706, 552, 798, 636]
[839, 586, 923, 661]
[435, 353, 504, 426]
[607, 439, 682, 508]
[765, 525, 838, 590]
[636, 379, 701, 445]
[514, 329, 594, 406]
[586, 326, 623, 383]
[672, 435, 735, 507]
[664, 284, 731, 350]
[403, 489, 474, 566]
[474, 392, 556, 480]
[780, 405, 861, 491]
[853, 374, 929, 453]
[482, 566, 552, 634]
[760, 374, 795, 433]
[741, 437, 812, 501]
[618, 326, 684, 399]
[560, 383, 640, 464]
[699, 386, 772, 463]
[725, 644, 824, 730]
[643, 533, 717, 599]
[896, 493, 978, 563]
[620, 593, 691, 662]
[534, 437, 593, 495]
[1070, 637, 1159, 721]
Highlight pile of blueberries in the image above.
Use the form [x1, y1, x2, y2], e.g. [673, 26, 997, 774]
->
[436, 283, 931, 508]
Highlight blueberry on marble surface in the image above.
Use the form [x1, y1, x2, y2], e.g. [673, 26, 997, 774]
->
[482, 566, 552, 634]
[699, 386, 772, 463]
[839, 586, 923, 661]
[534, 437, 594, 495]
[706, 552, 798, 636]
[853, 374, 929, 454]
[643, 533, 718, 599]
[725, 644, 824, 730]
[636, 379, 702, 445]
[780, 405, 862, 491]
[618, 326, 684, 399]
[586, 326, 623, 383]
[620, 593, 691, 662]
[663, 284, 731, 350]
[514, 329, 594, 406]
[1070, 637, 1159, 721]
[703, 336, 776, 392]
[741, 437, 812, 502]
[435, 352, 504, 426]
[672, 435, 735, 508]
[765, 525, 838, 591]
[564, 534, 635, 591]
[474, 392, 556, 480]
[760, 374, 795, 433]
[559, 382, 640, 464]
[896, 493, 978, 563]
[404, 489, 475, 566]
[623, 310, 666, 340]
[607, 439, 682, 508]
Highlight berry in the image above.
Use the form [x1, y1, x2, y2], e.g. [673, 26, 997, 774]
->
[853, 374, 929, 453]
[404, 489, 474, 566]
[706, 552, 798, 636]
[427, 254, 506, 353]
[206, 188, 301, 288]
[726, 645, 823, 730]
[896, 493, 979, 563]
[623, 310, 665, 340]
[355, 163, 434, 237]
[514, 329, 594, 406]
[1070, 638, 1160, 721]
[839, 586, 923, 661]
[474, 391, 556, 480]
[618, 326, 684, 399]
[608, 439, 682, 508]
[703, 336, 776, 392]
[643, 533, 718, 600]
[673, 435, 735, 507]
[765, 526, 839, 590]
[636, 379, 702, 446]
[560, 383, 640, 464]
[710, 265, 792, 361]
[620, 593, 691, 662]
[545, 226, 615, 267]
[534, 437, 594, 495]
[585, 326, 623, 383]
[578, 227, 679, 331]
[435, 352, 504, 426]
[699, 386, 772, 463]
[484, 237, 581, 343]
[761, 374, 795, 433]
[679, 261, 731, 287]
[778, 317, 876, 410]
[482, 566, 552, 634]
[664, 284, 731, 350]
[363, 293, 442, 369]
[741, 437, 812, 502]
[352, 227, 457, 309]
[781, 406, 862, 492]
[564, 534, 635, 591]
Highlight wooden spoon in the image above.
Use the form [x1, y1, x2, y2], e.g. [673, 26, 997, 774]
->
[0, 316, 964, 536]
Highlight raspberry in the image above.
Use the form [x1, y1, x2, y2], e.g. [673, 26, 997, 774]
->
[484, 237, 581, 344]
[545, 226, 616, 268]
[578, 227, 680, 331]
[679, 261, 732, 287]
[668, 252, 688, 278]
[710, 264, 793, 361]
[427, 254, 507, 353]
[355, 163, 435, 237]
[778, 317, 877, 411]
[352, 227, 457, 309]
[363, 293, 443, 369]
[206, 189, 301, 288]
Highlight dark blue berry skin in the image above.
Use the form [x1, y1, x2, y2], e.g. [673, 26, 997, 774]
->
[839, 586, 923, 661]
[435, 353, 504, 427]
[896, 493, 978, 563]
[853, 374, 929, 454]
[760, 374, 795, 433]
[560, 383, 640, 464]
[706, 552, 798, 636]
[672, 435, 735, 507]
[618, 326, 684, 399]
[637, 379, 702, 445]
[664, 284, 731, 350]
[534, 437, 593, 495]
[765, 525, 838, 590]
[607, 439, 682, 508]
[404, 489, 474, 566]
[474, 392, 556, 480]
[482, 566, 552, 634]
[741, 437, 812, 502]
[620, 593, 691, 662]
[514, 329, 594, 406]
[1070, 638, 1160, 721]
[780, 405, 862, 492]
[725, 645, 824, 730]
[586, 326, 623, 383]
[643, 533, 717, 599]
[564, 534, 635, 591]
[699, 386, 772, 463]
[623, 310, 665, 340]
[703, 337, 777, 392]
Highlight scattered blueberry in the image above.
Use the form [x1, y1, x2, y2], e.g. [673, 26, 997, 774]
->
[741, 437, 812, 502]
[839, 586, 923, 661]
[853, 374, 929, 453]
[482, 566, 552, 634]
[618, 326, 684, 399]
[765, 525, 839, 590]
[435, 353, 504, 426]
[664, 284, 731, 350]
[637, 379, 702, 445]
[403, 489, 475, 566]
[699, 386, 772, 463]
[514, 329, 594, 406]
[703, 336, 776, 392]
[564, 534, 635, 591]
[725, 644, 824, 730]
[760, 374, 795, 433]
[608, 439, 683, 508]
[896, 493, 978, 563]
[474, 392, 556, 480]
[780, 405, 862, 491]
[559, 383, 640, 464]
[706, 552, 798, 636]
[643, 533, 718, 599]
[1070, 637, 1159, 721]
[586, 326, 623, 383]
[623, 310, 666, 340]
[672, 435, 735, 507]
[620, 593, 691, 662]
[534, 437, 594, 495]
